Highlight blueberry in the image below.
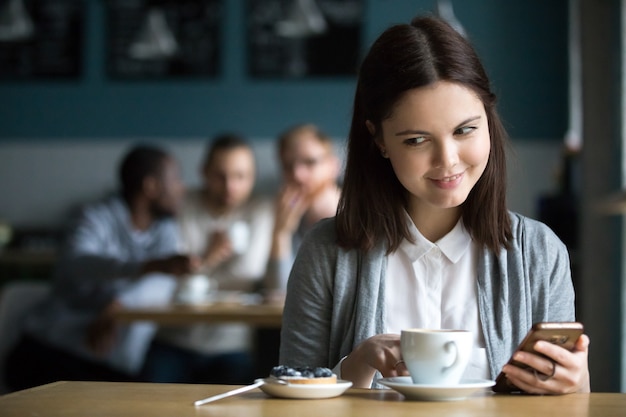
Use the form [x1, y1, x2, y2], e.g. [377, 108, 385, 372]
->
[271, 365, 333, 378]
[314, 367, 332, 377]
[270, 365, 291, 377]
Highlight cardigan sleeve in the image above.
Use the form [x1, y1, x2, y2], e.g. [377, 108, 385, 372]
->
[279, 219, 339, 368]
[521, 215, 576, 323]
[480, 213, 576, 379]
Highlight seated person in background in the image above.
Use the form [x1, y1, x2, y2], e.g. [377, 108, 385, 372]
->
[263, 123, 341, 294]
[4, 145, 199, 392]
[141, 133, 274, 384]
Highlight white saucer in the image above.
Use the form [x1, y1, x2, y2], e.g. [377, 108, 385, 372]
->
[256, 378, 352, 399]
[378, 377, 495, 401]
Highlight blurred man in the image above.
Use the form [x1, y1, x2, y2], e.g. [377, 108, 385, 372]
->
[177, 133, 273, 282]
[5, 145, 199, 391]
[142, 134, 273, 384]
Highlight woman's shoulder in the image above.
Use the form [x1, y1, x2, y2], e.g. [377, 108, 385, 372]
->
[304, 217, 338, 243]
[508, 211, 557, 235]
[293, 218, 340, 264]
[507, 211, 567, 250]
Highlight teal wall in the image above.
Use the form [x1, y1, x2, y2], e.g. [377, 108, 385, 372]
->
[0, 0, 567, 140]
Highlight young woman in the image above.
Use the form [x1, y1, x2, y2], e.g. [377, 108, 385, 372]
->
[279, 16, 590, 394]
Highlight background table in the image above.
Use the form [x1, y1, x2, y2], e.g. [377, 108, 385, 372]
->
[1, 381, 624, 417]
[113, 302, 284, 377]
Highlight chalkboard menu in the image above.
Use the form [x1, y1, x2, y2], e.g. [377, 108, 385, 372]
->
[106, 0, 221, 79]
[0, 0, 83, 79]
[247, 0, 363, 78]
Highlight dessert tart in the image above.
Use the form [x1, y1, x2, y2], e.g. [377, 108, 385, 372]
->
[270, 365, 337, 385]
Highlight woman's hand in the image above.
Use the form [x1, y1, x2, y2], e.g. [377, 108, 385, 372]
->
[341, 334, 409, 388]
[269, 184, 310, 259]
[274, 185, 310, 235]
[501, 334, 591, 394]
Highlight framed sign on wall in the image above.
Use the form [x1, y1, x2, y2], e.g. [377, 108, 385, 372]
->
[106, 0, 221, 79]
[0, 0, 84, 79]
[247, 0, 363, 78]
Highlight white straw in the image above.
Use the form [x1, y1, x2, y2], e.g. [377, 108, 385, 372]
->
[194, 380, 265, 406]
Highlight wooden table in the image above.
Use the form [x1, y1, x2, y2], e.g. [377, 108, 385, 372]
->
[112, 301, 284, 376]
[0, 381, 624, 417]
[112, 302, 284, 328]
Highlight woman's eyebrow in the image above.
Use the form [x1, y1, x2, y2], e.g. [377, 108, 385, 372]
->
[394, 115, 482, 136]
[395, 129, 429, 136]
[454, 115, 482, 129]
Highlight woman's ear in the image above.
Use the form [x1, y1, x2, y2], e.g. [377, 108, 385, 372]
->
[366, 120, 388, 158]
[365, 120, 376, 136]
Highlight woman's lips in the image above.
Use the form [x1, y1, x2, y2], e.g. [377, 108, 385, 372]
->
[430, 172, 464, 189]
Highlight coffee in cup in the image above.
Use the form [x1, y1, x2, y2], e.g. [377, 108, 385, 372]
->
[400, 329, 472, 385]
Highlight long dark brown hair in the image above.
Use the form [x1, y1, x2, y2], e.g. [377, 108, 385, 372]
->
[336, 15, 512, 254]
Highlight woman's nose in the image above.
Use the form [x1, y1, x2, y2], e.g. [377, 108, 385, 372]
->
[433, 139, 459, 168]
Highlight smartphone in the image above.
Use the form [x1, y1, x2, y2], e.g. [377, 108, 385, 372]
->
[492, 322, 584, 393]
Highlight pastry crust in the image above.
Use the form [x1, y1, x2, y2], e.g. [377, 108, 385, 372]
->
[275, 375, 337, 384]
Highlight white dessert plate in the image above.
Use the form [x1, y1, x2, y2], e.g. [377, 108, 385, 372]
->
[378, 377, 495, 401]
[256, 378, 353, 399]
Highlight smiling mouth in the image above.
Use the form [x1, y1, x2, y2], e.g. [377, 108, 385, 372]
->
[437, 173, 463, 182]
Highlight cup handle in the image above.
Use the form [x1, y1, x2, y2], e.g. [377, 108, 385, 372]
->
[442, 341, 459, 374]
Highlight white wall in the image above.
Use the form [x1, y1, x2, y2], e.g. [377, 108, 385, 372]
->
[0, 139, 562, 229]
[0, 139, 280, 229]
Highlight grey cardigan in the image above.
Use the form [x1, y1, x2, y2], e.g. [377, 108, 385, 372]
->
[279, 212, 575, 381]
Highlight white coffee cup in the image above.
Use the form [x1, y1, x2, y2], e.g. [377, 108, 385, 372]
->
[400, 329, 472, 386]
[175, 274, 215, 305]
[228, 221, 250, 255]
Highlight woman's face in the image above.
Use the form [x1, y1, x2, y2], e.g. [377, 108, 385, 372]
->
[375, 81, 491, 216]
[280, 132, 338, 196]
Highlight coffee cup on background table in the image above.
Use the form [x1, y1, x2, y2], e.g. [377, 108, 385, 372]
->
[175, 274, 215, 305]
[227, 221, 250, 255]
[400, 329, 472, 385]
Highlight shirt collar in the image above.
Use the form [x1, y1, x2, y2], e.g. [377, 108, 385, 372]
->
[398, 211, 472, 264]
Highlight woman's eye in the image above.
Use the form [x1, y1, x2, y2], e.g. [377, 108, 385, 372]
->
[455, 126, 476, 135]
[405, 136, 427, 145]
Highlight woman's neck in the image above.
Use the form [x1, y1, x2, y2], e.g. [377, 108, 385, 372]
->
[408, 204, 461, 243]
